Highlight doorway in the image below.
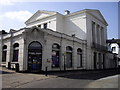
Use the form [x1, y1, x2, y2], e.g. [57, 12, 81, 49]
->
[28, 41, 42, 72]
[93, 52, 97, 69]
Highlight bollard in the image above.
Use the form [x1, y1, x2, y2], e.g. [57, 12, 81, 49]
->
[45, 66, 48, 76]
[15, 63, 19, 72]
[8, 62, 11, 69]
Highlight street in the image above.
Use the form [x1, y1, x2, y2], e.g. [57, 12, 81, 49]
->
[17, 74, 92, 88]
[16, 69, 120, 88]
[1, 67, 120, 88]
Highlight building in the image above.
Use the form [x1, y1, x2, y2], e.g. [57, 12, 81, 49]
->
[107, 39, 120, 67]
[0, 9, 116, 72]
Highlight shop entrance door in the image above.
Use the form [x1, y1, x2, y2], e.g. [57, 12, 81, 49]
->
[28, 41, 42, 72]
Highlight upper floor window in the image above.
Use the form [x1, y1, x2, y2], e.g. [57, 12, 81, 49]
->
[44, 23, 47, 29]
[112, 47, 116, 52]
[38, 25, 41, 28]
[92, 21, 95, 42]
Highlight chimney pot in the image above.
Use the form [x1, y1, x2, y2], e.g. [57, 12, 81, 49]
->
[65, 10, 70, 15]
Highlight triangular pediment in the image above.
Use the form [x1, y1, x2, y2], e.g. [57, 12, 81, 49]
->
[86, 9, 108, 26]
[25, 10, 57, 24]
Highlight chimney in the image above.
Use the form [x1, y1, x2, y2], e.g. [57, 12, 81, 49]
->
[64, 10, 70, 15]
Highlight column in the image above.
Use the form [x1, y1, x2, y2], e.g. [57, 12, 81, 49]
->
[95, 24, 98, 44]
[82, 43, 87, 69]
[60, 34, 66, 70]
[92, 22, 95, 43]
[99, 26, 101, 45]
[97, 25, 100, 45]
[100, 27, 103, 45]
[73, 43, 77, 69]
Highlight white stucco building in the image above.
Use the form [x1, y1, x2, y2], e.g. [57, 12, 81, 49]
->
[108, 39, 120, 66]
[0, 9, 117, 72]
[110, 43, 119, 55]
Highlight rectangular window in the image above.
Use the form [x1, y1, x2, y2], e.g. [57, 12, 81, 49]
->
[101, 27, 104, 45]
[93, 52, 97, 69]
[13, 50, 19, 62]
[52, 51, 59, 68]
[98, 53, 102, 69]
[112, 47, 116, 52]
[103, 54, 105, 69]
[77, 54, 82, 67]
[66, 52, 72, 68]
[97, 25, 100, 44]
[92, 21, 95, 42]
[2, 51, 7, 62]
[44, 23, 47, 29]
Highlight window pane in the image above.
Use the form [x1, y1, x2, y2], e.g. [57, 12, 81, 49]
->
[44, 23, 47, 29]
[66, 53, 72, 68]
[52, 51, 59, 68]
[38, 25, 41, 28]
[13, 43, 19, 48]
[2, 51, 7, 62]
[13, 50, 19, 62]
[29, 42, 42, 49]
[52, 43, 60, 68]
[3, 45, 7, 49]
[66, 46, 72, 51]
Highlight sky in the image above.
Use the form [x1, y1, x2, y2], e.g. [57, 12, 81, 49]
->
[0, 0, 119, 39]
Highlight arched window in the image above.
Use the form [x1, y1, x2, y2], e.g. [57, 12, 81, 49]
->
[52, 43, 60, 68]
[66, 46, 72, 68]
[2, 45, 7, 62]
[77, 48, 82, 67]
[13, 43, 19, 62]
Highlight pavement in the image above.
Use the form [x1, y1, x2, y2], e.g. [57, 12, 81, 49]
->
[1, 67, 56, 88]
[86, 75, 119, 88]
[1, 67, 120, 88]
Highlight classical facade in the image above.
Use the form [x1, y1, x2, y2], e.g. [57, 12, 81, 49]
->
[0, 9, 117, 72]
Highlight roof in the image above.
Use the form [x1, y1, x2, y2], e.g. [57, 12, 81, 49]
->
[25, 9, 108, 26]
[25, 10, 58, 24]
[65, 9, 108, 26]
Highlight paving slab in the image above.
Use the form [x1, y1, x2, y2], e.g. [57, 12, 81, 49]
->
[1, 67, 56, 88]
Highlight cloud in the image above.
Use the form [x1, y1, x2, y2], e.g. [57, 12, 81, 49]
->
[0, 0, 119, 5]
[2, 11, 33, 22]
[0, 0, 15, 6]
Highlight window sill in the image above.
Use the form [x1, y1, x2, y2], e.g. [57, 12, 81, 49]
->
[77, 67, 83, 68]
[1, 62, 6, 63]
[11, 62, 19, 64]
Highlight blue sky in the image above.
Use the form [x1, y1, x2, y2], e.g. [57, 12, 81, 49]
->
[0, 1, 119, 39]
